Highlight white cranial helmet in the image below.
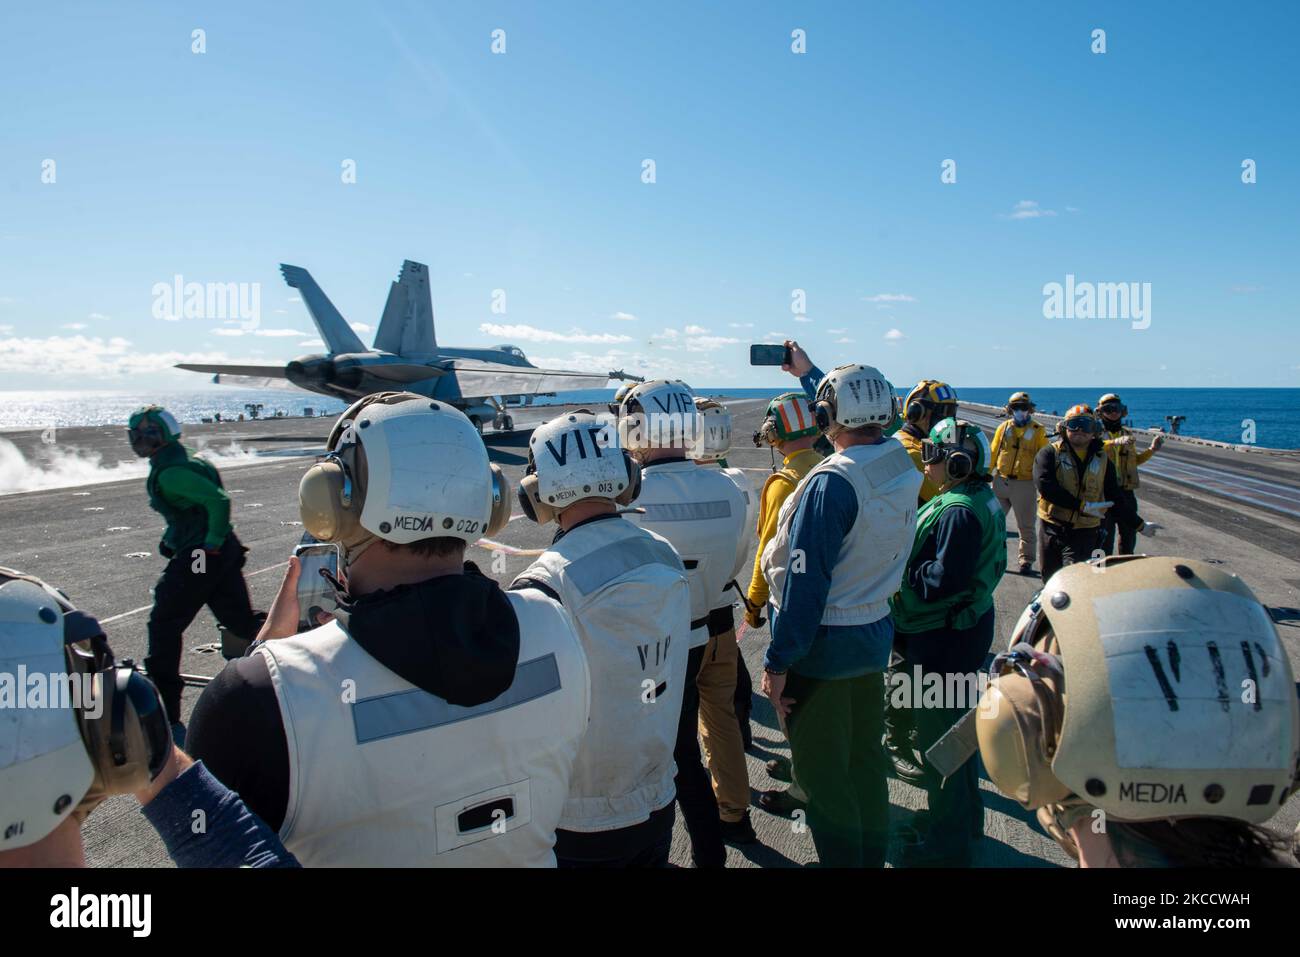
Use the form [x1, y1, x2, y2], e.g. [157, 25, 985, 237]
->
[0, 575, 94, 850]
[299, 393, 509, 560]
[616, 379, 699, 453]
[815, 364, 895, 430]
[525, 410, 633, 512]
[693, 397, 733, 462]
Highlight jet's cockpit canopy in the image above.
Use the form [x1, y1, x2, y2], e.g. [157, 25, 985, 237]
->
[495, 344, 528, 359]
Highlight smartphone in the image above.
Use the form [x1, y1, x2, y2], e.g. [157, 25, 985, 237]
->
[294, 540, 341, 632]
[750, 343, 792, 366]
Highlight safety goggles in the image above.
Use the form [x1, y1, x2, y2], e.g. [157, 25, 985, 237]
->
[1062, 416, 1097, 433]
[919, 440, 950, 465]
[1097, 404, 1124, 417]
[1009, 403, 1031, 413]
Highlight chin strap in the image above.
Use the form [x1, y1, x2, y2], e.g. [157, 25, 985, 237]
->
[1036, 799, 1095, 861]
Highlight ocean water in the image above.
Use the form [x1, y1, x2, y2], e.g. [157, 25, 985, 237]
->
[1, 387, 1296, 449]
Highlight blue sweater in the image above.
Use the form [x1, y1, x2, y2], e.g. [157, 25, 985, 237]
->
[141, 761, 300, 868]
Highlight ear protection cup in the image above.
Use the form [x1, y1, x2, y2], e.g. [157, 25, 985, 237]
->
[814, 402, 833, 431]
[299, 454, 361, 543]
[486, 463, 512, 536]
[67, 634, 173, 811]
[976, 651, 1069, 808]
[517, 469, 556, 525]
[905, 380, 939, 424]
[946, 450, 974, 482]
[615, 452, 642, 505]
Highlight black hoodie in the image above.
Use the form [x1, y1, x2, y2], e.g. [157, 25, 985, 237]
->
[188, 562, 523, 832]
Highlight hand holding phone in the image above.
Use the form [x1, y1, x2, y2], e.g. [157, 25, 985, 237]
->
[293, 542, 341, 633]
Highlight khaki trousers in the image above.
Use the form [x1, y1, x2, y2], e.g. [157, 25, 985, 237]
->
[697, 628, 751, 823]
[993, 474, 1037, 566]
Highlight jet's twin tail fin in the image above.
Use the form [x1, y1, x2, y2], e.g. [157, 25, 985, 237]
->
[373, 260, 437, 357]
[280, 263, 368, 355]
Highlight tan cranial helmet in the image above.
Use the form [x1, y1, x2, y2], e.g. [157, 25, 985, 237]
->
[977, 556, 1300, 842]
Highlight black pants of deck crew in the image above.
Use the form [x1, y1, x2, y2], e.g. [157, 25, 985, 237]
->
[674, 644, 726, 867]
[1100, 488, 1141, 556]
[1037, 519, 1101, 583]
[895, 606, 996, 863]
[146, 532, 259, 723]
[784, 670, 890, 867]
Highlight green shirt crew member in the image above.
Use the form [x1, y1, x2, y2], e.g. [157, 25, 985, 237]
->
[129, 406, 260, 740]
[889, 418, 1006, 867]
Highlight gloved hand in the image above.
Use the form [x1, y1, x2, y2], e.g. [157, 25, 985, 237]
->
[744, 605, 765, 630]
[1139, 521, 1161, 537]
[1081, 500, 1113, 517]
[1150, 434, 1165, 451]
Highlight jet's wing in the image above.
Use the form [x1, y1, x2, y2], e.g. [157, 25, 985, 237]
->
[446, 361, 612, 399]
[174, 363, 297, 390]
[177, 363, 288, 378]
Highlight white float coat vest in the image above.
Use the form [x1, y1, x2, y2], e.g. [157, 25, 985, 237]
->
[513, 516, 691, 832]
[256, 590, 590, 867]
[762, 439, 921, 625]
[624, 459, 750, 646]
[719, 466, 757, 612]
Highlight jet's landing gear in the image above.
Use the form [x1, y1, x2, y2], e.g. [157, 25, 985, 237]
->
[486, 397, 514, 433]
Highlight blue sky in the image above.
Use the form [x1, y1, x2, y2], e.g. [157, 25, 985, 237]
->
[1, 0, 1296, 392]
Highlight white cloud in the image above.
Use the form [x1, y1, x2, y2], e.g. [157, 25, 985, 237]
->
[763, 331, 790, 340]
[685, 335, 742, 352]
[479, 322, 632, 345]
[863, 294, 915, 303]
[1005, 199, 1057, 220]
[527, 350, 628, 374]
[62, 323, 88, 331]
[611, 312, 638, 322]
[287, 296, 302, 304]
[350, 322, 372, 333]
[254, 328, 310, 338]
[835, 337, 854, 344]
[88, 312, 110, 320]
[1231, 285, 1261, 295]
[793, 316, 813, 323]
[0, 335, 249, 379]
[884, 328, 906, 342]
[728, 322, 754, 329]
[683, 324, 710, 335]
[299, 339, 326, 348]
[0, 324, 13, 335]
[214, 328, 244, 337]
[1065, 206, 1080, 213]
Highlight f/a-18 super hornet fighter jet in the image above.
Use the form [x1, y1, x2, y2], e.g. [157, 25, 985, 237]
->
[177, 260, 642, 432]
